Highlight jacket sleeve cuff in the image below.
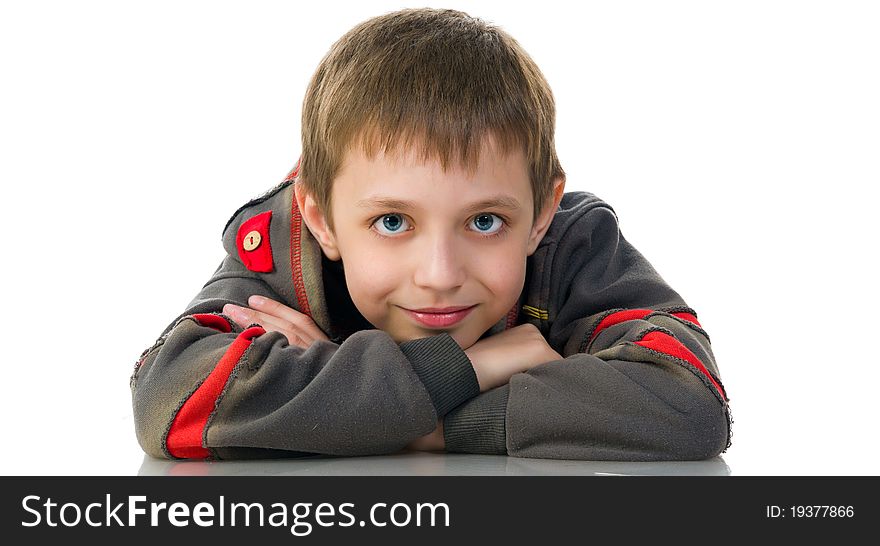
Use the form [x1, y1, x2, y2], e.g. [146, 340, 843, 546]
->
[443, 384, 509, 455]
[399, 333, 480, 417]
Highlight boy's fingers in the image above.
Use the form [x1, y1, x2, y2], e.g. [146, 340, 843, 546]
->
[223, 304, 280, 331]
[247, 295, 329, 341]
[222, 304, 246, 326]
[223, 304, 313, 348]
[248, 295, 308, 325]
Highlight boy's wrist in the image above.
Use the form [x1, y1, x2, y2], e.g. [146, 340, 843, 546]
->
[399, 333, 480, 417]
[405, 419, 445, 452]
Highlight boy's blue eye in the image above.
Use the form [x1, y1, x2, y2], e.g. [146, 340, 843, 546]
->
[471, 213, 503, 234]
[383, 215, 402, 231]
[373, 213, 409, 235]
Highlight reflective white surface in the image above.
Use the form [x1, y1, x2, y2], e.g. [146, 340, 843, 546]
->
[138, 452, 732, 476]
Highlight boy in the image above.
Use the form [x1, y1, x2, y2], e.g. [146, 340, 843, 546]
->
[131, 8, 731, 461]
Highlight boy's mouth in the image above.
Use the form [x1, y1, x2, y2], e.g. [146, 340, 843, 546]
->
[401, 305, 477, 328]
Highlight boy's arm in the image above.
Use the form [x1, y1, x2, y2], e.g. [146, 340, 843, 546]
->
[131, 236, 479, 462]
[443, 205, 732, 461]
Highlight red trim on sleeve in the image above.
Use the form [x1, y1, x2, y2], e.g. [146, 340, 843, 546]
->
[590, 309, 653, 342]
[671, 312, 701, 328]
[166, 326, 266, 459]
[590, 309, 704, 344]
[236, 211, 274, 273]
[191, 314, 233, 333]
[634, 330, 727, 401]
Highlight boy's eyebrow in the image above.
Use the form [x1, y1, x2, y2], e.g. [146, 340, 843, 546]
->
[356, 195, 523, 213]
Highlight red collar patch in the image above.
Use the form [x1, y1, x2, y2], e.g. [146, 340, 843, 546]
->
[236, 210, 274, 273]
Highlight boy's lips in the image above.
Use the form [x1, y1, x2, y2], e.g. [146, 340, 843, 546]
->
[401, 305, 477, 328]
[409, 305, 474, 313]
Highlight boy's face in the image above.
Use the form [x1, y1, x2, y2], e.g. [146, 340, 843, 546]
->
[298, 136, 563, 349]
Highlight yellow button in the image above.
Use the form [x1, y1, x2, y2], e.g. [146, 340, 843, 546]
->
[242, 230, 262, 251]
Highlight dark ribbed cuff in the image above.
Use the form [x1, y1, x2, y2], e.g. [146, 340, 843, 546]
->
[400, 333, 480, 417]
[443, 385, 509, 455]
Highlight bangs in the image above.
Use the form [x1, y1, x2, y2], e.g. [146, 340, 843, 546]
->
[348, 119, 530, 176]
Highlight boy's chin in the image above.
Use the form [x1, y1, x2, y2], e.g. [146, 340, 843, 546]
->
[387, 327, 480, 350]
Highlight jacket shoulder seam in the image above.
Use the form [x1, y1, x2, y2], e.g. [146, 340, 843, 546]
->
[222, 179, 293, 236]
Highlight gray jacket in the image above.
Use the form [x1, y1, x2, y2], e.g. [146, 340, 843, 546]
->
[131, 177, 731, 461]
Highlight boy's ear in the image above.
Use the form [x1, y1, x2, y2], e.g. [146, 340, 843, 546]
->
[526, 177, 566, 256]
[294, 184, 342, 261]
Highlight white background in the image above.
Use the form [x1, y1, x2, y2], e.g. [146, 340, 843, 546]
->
[1, 0, 877, 475]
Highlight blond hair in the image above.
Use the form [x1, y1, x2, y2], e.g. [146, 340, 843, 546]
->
[298, 8, 564, 229]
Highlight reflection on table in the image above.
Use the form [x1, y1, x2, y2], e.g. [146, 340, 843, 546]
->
[139, 451, 730, 476]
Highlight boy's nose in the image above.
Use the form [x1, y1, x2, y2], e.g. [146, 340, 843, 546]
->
[412, 235, 467, 292]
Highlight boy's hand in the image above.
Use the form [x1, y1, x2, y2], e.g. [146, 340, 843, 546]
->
[222, 296, 330, 349]
[405, 419, 445, 452]
[464, 323, 563, 392]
